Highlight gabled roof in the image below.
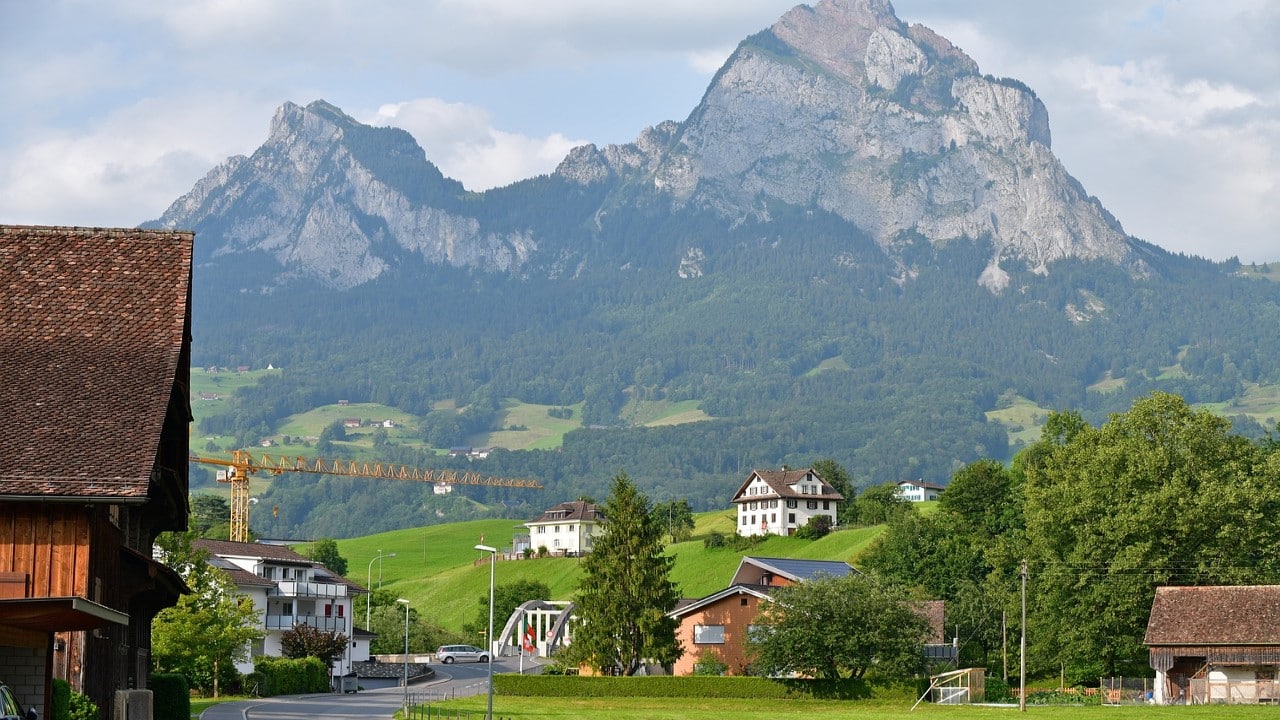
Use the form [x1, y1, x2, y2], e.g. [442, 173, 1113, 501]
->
[528, 500, 604, 525]
[898, 479, 947, 491]
[669, 584, 776, 619]
[0, 225, 194, 500]
[730, 468, 844, 503]
[195, 538, 313, 565]
[1145, 585, 1280, 646]
[730, 556, 857, 585]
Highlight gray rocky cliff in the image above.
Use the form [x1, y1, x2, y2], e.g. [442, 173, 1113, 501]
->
[151, 100, 533, 290]
[557, 0, 1141, 291]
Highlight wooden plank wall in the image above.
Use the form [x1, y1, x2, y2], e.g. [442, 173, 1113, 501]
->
[0, 505, 91, 599]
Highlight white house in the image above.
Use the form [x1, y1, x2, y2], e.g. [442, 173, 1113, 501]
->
[896, 479, 946, 502]
[525, 500, 604, 556]
[730, 468, 844, 537]
[194, 539, 368, 678]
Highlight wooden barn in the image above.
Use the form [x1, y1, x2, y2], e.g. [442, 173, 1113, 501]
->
[1146, 585, 1280, 704]
[0, 226, 194, 720]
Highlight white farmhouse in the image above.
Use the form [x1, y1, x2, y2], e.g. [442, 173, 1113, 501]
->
[194, 539, 368, 678]
[731, 468, 844, 537]
[525, 500, 604, 556]
[896, 479, 946, 502]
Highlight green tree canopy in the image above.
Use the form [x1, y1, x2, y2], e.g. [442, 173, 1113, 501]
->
[812, 459, 856, 525]
[748, 572, 929, 681]
[464, 579, 551, 640]
[303, 537, 348, 575]
[563, 471, 682, 675]
[1022, 392, 1280, 681]
[652, 499, 695, 542]
[152, 530, 264, 696]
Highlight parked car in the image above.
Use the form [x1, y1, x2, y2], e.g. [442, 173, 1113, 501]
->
[435, 644, 488, 664]
[0, 683, 37, 720]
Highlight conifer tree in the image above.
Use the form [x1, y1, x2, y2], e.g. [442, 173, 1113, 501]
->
[564, 472, 682, 675]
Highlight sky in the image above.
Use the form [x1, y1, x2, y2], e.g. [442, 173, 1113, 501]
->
[1, 0, 1276, 262]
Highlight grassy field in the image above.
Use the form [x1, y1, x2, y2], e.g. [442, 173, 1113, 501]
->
[319, 511, 885, 634]
[421, 695, 1280, 720]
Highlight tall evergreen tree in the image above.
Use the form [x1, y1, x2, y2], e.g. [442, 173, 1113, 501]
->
[564, 472, 682, 675]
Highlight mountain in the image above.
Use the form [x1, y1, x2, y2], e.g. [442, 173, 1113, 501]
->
[148, 0, 1280, 539]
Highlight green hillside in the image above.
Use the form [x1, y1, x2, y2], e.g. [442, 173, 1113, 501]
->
[318, 511, 887, 634]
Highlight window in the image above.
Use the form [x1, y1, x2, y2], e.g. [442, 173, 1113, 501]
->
[788, 513, 796, 524]
[555, 525, 560, 532]
[741, 515, 747, 525]
[823, 501, 830, 510]
[787, 499, 797, 509]
[740, 597, 749, 606]
[807, 501, 818, 509]
[569, 524, 575, 531]
[694, 624, 725, 644]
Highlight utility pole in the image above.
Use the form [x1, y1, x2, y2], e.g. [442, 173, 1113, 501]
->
[1020, 559, 1028, 713]
[1002, 610, 1008, 684]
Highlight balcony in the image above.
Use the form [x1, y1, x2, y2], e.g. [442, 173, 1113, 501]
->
[265, 614, 348, 632]
[268, 581, 348, 599]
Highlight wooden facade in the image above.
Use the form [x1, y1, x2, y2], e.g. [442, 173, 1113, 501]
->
[0, 225, 194, 720]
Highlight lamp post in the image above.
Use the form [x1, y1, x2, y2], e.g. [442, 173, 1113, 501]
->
[474, 544, 497, 720]
[366, 550, 397, 631]
[396, 598, 410, 715]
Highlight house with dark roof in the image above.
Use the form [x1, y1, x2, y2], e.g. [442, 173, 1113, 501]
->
[896, 479, 946, 502]
[669, 557, 857, 675]
[730, 468, 844, 537]
[0, 226, 194, 720]
[1145, 585, 1280, 704]
[194, 539, 370, 679]
[526, 500, 605, 556]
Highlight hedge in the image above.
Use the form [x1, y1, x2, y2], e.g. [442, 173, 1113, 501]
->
[493, 675, 888, 700]
[252, 656, 329, 696]
[150, 673, 189, 720]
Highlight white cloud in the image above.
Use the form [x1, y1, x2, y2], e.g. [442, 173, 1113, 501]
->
[0, 95, 270, 226]
[1068, 58, 1258, 135]
[369, 99, 588, 191]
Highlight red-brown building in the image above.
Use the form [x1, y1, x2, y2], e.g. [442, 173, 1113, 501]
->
[0, 226, 193, 719]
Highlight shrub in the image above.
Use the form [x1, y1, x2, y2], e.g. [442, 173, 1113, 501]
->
[150, 673, 190, 720]
[703, 532, 726, 548]
[50, 679, 71, 720]
[795, 515, 833, 540]
[253, 656, 329, 696]
[691, 651, 728, 676]
[68, 690, 98, 720]
[493, 675, 879, 700]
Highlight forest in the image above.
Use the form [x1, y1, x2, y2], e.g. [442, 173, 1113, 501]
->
[185, 177, 1280, 538]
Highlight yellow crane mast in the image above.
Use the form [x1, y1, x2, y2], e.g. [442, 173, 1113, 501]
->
[191, 449, 543, 542]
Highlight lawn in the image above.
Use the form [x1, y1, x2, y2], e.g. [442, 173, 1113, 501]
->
[325, 512, 885, 633]
[418, 695, 1280, 720]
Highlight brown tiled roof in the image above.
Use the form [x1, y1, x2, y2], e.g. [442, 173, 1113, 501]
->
[529, 500, 604, 524]
[731, 468, 845, 502]
[1145, 585, 1280, 645]
[194, 538, 312, 564]
[0, 225, 193, 499]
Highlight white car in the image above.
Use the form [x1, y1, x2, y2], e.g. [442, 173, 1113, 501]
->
[435, 644, 489, 664]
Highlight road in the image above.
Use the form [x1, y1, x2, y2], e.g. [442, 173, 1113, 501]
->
[200, 658, 541, 720]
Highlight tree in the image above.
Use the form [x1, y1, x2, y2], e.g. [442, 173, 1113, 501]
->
[303, 537, 348, 575]
[652, 498, 694, 542]
[812, 459, 856, 525]
[855, 482, 912, 525]
[563, 472, 682, 675]
[190, 494, 230, 537]
[464, 579, 551, 641]
[748, 573, 929, 681]
[794, 514, 833, 540]
[152, 531, 264, 696]
[280, 624, 349, 669]
[1021, 393, 1280, 681]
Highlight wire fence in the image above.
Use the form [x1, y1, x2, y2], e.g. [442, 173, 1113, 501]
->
[1101, 677, 1154, 705]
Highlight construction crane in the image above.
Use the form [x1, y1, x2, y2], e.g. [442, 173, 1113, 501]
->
[191, 449, 543, 542]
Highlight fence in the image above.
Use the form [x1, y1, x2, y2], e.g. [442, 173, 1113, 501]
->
[1188, 678, 1280, 704]
[1101, 677, 1153, 705]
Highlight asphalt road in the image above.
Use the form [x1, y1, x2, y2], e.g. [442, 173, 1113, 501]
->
[200, 658, 541, 720]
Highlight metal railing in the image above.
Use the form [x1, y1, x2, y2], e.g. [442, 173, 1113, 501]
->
[269, 581, 348, 598]
[264, 614, 347, 632]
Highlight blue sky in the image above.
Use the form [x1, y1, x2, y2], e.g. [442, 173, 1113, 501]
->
[1, 0, 1275, 262]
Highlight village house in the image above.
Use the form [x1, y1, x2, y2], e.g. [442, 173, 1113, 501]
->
[193, 540, 369, 679]
[1145, 585, 1280, 704]
[0, 225, 194, 720]
[525, 500, 604, 556]
[730, 468, 843, 537]
[896, 479, 946, 502]
[669, 557, 857, 675]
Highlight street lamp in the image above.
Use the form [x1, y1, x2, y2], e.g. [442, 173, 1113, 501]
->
[474, 544, 497, 720]
[366, 550, 397, 631]
[396, 598, 410, 715]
